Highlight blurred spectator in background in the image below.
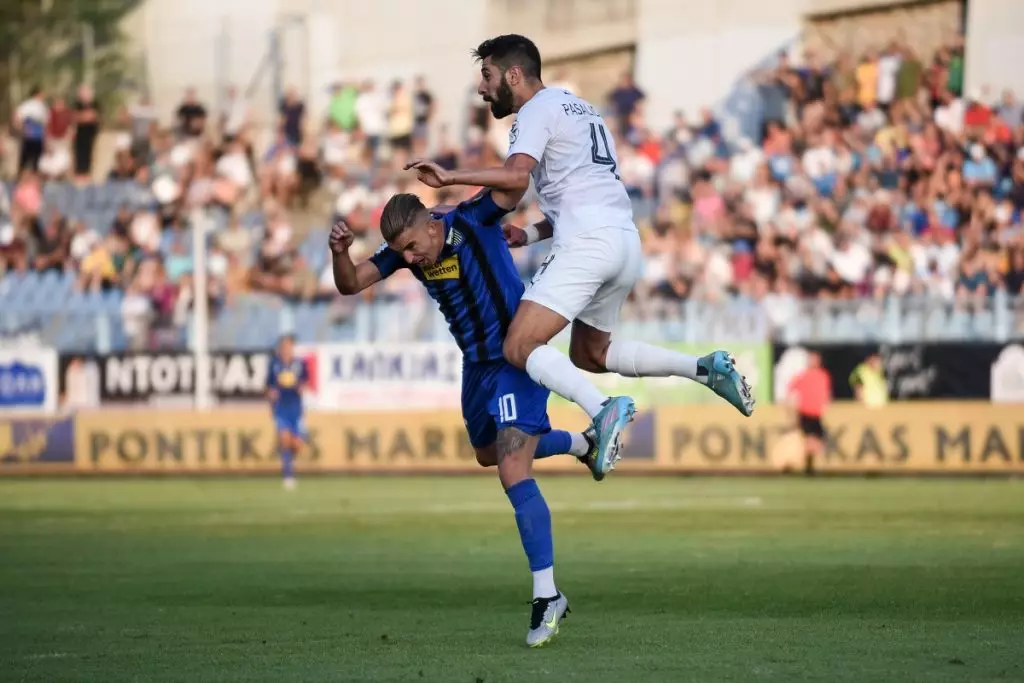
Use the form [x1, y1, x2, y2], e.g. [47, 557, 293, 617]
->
[412, 76, 434, 153]
[856, 50, 879, 110]
[608, 72, 645, 136]
[221, 85, 250, 142]
[328, 81, 359, 133]
[43, 96, 73, 180]
[355, 81, 387, 165]
[13, 169, 42, 225]
[260, 129, 299, 206]
[39, 137, 71, 182]
[14, 87, 47, 173]
[73, 85, 100, 183]
[128, 93, 158, 163]
[30, 210, 68, 273]
[176, 87, 207, 139]
[388, 81, 414, 168]
[214, 135, 255, 208]
[280, 87, 305, 147]
[850, 352, 888, 408]
[787, 351, 831, 475]
[79, 233, 130, 293]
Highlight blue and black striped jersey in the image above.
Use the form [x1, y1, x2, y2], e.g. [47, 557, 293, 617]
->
[370, 192, 522, 363]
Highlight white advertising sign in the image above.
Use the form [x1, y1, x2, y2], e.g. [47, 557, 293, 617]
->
[305, 342, 463, 412]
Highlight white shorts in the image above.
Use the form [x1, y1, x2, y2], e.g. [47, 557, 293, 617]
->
[522, 226, 643, 332]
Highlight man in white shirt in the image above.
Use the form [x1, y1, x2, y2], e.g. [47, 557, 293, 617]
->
[876, 45, 901, 109]
[830, 236, 872, 285]
[354, 81, 387, 162]
[405, 34, 754, 466]
[730, 137, 763, 184]
[221, 86, 250, 139]
[15, 87, 48, 172]
[215, 137, 254, 191]
[934, 92, 965, 136]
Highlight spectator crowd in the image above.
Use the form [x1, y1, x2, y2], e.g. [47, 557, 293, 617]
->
[3, 31, 1024, 349]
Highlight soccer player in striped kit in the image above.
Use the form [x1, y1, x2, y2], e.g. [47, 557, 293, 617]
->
[330, 187, 597, 647]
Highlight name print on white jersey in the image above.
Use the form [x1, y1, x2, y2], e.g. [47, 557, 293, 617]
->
[507, 88, 636, 245]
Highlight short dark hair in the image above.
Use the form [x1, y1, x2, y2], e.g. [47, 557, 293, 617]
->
[472, 34, 542, 81]
[380, 193, 427, 242]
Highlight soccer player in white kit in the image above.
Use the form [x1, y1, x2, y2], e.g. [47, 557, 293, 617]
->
[407, 34, 755, 482]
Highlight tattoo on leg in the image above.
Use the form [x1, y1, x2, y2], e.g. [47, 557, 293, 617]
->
[496, 428, 528, 462]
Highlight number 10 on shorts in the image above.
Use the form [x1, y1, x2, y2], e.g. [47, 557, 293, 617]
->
[498, 393, 518, 424]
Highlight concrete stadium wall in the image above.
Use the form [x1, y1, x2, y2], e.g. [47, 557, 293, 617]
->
[121, 0, 1019, 144]
[122, 0, 278, 124]
[964, 0, 1024, 101]
[122, 0, 486, 141]
[635, 0, 805, 131]
[804, 0, 962, 66]
[124, 0, 799, 137]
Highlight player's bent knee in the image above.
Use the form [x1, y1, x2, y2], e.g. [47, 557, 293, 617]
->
[568, 327, 611, 373]
[568, 345, 606, 373]
[475, 446, 498, 468]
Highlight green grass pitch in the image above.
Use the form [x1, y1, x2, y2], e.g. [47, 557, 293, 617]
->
[1, 476, 1022, 682]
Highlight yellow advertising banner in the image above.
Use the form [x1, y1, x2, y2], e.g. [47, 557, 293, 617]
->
[55, 401, 1024, 475]
[73, 407, 651, 474]
[656, 403, 1024, 473]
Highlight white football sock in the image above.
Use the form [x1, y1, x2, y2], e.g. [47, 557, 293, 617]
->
[526, 345, 608, 418]
[532, 566, 557, 599]
[568, 432, 591, 457]
[605, 339, 702, 383]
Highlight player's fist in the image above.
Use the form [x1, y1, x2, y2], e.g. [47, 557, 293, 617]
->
[503, 224, 528, 248]
[404, 158, 451, 188]
[328, 220, 355, 255]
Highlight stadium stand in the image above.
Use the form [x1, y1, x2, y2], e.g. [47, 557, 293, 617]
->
[3, 33, 1024, 352]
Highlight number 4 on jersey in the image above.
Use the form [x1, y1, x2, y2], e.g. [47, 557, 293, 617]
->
[589, 122, 620, 180]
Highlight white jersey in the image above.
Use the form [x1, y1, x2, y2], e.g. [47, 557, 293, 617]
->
[507, 88, 635, 246]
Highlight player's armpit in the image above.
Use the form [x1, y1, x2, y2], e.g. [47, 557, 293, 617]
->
[530, 219, 554, 242]
[493, 154, 538, 208]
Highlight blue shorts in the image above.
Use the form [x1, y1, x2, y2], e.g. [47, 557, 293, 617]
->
[462, 359, 552, 449]
[274, 412, 306, 440]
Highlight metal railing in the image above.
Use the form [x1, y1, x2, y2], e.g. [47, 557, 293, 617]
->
[10, 293, 1024, 353]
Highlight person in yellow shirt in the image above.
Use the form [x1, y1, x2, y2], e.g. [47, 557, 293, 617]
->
[850, 352, 888, 408]
[78, 234, 131, 292]
[78, 239, 117, 292]
[856, 52, 879, 109]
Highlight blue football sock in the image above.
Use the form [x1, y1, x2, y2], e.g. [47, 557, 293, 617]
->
[535, 430, 573, 459]
[505, 479, 554, 572]
[281, 448, 295, 479]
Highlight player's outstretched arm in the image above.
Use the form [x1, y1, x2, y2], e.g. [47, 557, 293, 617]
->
[329, 220, 383, 295]
[405, 154, 536, 203]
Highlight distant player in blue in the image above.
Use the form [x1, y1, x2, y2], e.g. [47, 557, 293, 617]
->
[267, 334, 307, 491]
[329, 187, 598, 647]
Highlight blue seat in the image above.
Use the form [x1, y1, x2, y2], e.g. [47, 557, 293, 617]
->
[973, 310, 995, 338]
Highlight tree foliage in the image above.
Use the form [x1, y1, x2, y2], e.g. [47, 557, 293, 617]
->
[0, 0, 142, 120]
